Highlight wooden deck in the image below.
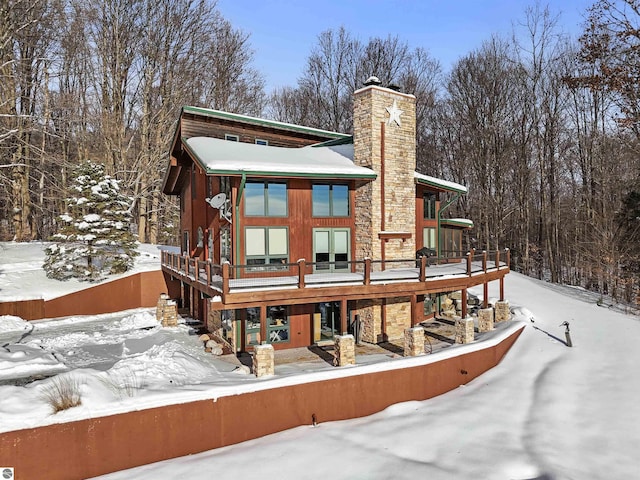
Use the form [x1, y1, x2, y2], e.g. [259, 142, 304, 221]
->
[161, 249, 510, 310]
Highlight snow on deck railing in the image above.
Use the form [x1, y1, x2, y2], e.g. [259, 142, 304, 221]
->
[160, 249, 511, 296]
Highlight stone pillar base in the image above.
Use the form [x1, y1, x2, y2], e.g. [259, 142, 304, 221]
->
[404, 326, 425, 356]
[156, 293, 169, 322]
[495, 300, 511, 322]
[477, 308, 494, 332]
[252, 344, 275, 377]
[455, 316, 474, 344]
[334, 335, 356, 366]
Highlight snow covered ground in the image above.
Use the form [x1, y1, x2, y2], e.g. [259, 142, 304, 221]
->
[0, 241, 166, 301]
[2, 242, 640, 479]
[95, 273, 639, 480]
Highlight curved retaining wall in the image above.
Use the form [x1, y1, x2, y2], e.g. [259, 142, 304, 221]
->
[0, 324, 524, 480]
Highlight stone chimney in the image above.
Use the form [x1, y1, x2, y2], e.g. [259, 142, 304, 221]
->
[352, 79, 417, 343]
[353, 79, 417, 262]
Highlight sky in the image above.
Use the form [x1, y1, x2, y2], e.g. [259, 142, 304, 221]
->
[1, 242, 640, 478]
[216, 0, 594, 92]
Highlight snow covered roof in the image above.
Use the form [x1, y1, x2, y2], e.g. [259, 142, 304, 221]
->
[441, 218, 474, 228]
[414, 172, 468, 194]
[183, 137, 377, 179]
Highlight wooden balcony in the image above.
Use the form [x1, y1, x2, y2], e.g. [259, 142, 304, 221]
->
[161, 249, 510, 310]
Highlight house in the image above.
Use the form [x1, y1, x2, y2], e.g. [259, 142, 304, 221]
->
[161, 77, 510, 354]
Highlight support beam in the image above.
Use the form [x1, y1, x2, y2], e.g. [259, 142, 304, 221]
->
[260, 304, 267, 344]
[340, 298, 348, 335]
[410, 294, 418, 327]
[461, 289, 468, 319]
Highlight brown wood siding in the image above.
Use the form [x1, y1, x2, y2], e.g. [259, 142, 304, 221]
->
[237, 179, 356, 274]
[180, 115, 340, 148]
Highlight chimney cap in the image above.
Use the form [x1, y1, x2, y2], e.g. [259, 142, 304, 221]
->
[387, 82, 401, 92]
[364, 75, 382, 86]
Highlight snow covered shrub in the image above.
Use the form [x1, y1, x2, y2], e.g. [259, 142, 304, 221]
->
[43, 161, 138, 281]
[40, 375, 82, 413]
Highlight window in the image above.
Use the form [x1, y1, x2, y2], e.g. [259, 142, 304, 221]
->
[244, 306, 289, 346]
[313, 228, 350, 272]
[245, 226, 288, 270]
[423, 193, 437, 219]
[244, 181, 287, 217]
[312, 184, 349, 217]
[423, 227, 436, 250]
[440, 227, 462, 257]
[255, 138, 268, 145]
[225, 134, 239, 141]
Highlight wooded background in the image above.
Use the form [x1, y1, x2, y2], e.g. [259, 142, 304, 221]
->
[1, 0, 639, 304]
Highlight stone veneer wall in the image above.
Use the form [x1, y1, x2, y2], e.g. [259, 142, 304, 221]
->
[353, 85, 417, 342]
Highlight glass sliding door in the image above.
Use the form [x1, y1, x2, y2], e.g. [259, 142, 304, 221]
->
[312, 228, 350, 273]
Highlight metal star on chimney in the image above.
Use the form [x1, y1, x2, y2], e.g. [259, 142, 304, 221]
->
[386, 100, 403, 127]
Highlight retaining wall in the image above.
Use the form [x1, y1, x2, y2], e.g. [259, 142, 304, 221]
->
[0, 270, 179, 320]
[0, 325, 524, 480]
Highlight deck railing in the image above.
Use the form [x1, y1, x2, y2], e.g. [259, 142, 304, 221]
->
[161, 249, 510, 296]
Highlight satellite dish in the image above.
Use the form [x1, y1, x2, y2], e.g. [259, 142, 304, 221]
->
[206, 193, 226, 209]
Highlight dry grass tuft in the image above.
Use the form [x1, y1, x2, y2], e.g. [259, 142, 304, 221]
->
[40, 375, 82, 413]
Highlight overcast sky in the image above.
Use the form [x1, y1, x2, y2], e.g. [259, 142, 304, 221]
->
[217, 0, 594, 92]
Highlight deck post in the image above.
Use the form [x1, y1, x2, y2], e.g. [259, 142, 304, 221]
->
[222, 262, 230, 296]
[419, 255, 427, 282]
[506, 248, 511, 267]
[467, 248, 475, 276]
[495, 249, 500, 269]
[185, 255, 189, 278]
[500, 277, 505, 301]
[461, 289, 468, 319]
[205, 262, 211, 286]
[410, 294, 418, 327]
[483, 282, 489, 308]
[364, 258, 371, 285]
[340, 298, 348, 335]
[297, 259, 306, 289]
[260, 303, 267, 344]
[482, 250, 487, 273]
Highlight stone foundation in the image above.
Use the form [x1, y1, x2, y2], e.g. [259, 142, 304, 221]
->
[495, 300, 511, 322]
[385, 297, 412, 340]
[455, 316, 474, 344]
[334, 335, 356, 366]
[477, 308, 494, 332]
[252, 344, 275, 378]
[404, 326, 425, 356]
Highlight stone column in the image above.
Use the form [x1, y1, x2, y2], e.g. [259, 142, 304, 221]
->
[162, 300, 178, 327]
[477, 308, 494, 332]
[495, 300, 511, 322]
[334, 334, 356, 366]
[454, 316, 474, 344]
[156, 293, 169, 322]
[404, 326, 425, 356]
[252, 344, 275, 378]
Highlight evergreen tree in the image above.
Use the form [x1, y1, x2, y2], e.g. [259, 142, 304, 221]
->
[44, 161, 138, 281]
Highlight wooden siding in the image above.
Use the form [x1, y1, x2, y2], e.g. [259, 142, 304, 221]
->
[180, 114, 339, 148]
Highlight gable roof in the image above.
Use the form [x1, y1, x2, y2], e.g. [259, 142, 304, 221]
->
[184, 137, 376, 179]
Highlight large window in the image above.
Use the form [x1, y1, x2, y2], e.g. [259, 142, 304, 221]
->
[244, 181, 287, 217]
[423, 193, 437, 219]
[312, 184, 349, 217]
[245, 226, 288, 269]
